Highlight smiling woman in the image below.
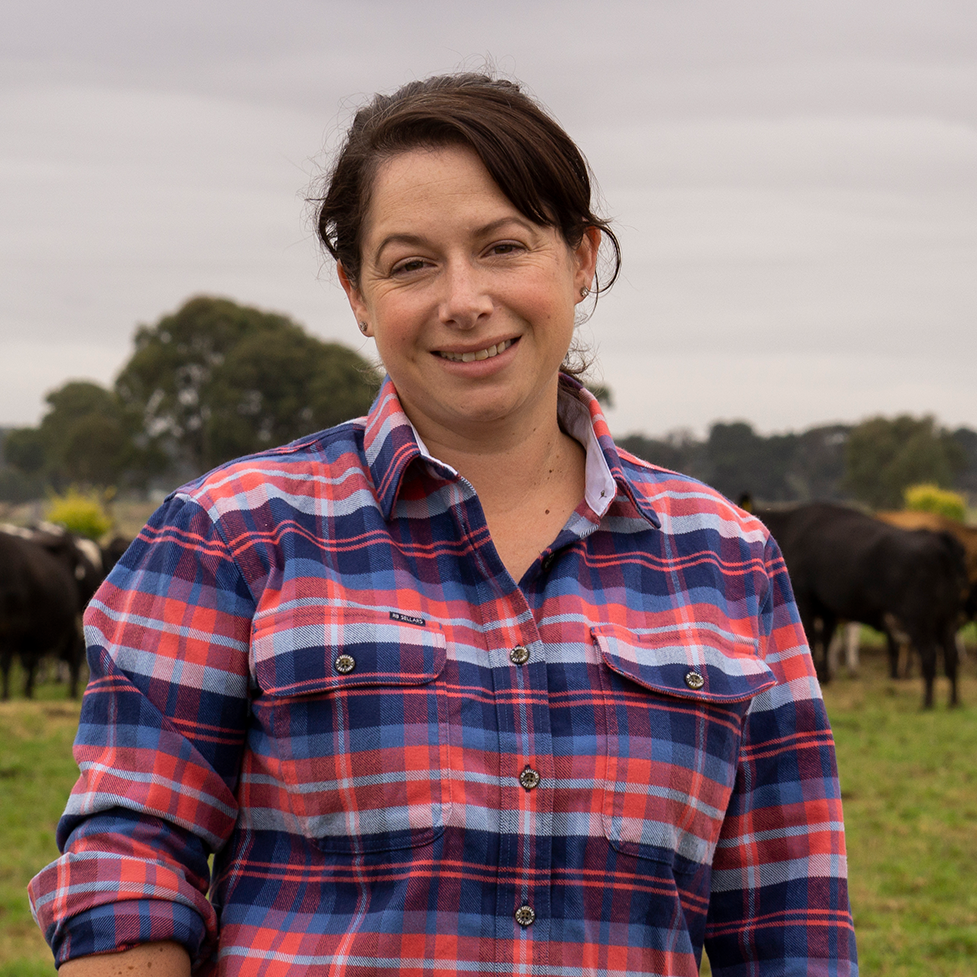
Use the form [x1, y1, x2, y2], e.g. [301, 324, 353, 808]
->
[336, 144, 599, 576]
[340, 146, 596, 452]
[31, 72, 857, 977]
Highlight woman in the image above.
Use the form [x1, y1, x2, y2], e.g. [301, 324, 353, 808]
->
[31, 73, 857, 976]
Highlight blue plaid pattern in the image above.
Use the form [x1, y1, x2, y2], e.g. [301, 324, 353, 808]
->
[30, 376, 856, 976]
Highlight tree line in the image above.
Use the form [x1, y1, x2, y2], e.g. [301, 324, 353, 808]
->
[618, 418, 976, 510]
[0, 296, 380, 501]
[1, 295, 975, 512]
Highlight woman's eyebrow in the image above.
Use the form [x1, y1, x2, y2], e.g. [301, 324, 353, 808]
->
[475, 216, 537, 237]
[372, 234, 426, 264]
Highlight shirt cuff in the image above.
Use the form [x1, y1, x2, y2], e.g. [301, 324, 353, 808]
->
[48, 899, 208, 968]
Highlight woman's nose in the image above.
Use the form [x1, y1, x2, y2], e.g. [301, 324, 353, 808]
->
[438, 261, 492, 329]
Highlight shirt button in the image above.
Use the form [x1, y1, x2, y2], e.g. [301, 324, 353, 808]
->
[514, 905, 536, 927]
[684, 670, 704, 690]
[519, 767, 541, 791]
[335, 654, 356, 674]
[509, 645, 530, 666]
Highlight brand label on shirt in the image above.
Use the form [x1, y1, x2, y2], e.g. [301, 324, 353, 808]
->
[390, 611, 426, 627]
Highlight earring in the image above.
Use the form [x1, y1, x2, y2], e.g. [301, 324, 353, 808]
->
[358, 321, 369, 334]
[579, 286, 590, 298]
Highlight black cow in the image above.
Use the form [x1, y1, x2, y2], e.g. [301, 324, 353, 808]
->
[0, 528, 100, 699]
[758, 502, 968, 708]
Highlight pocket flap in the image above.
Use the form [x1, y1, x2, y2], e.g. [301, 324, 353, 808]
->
[592, 623, 776, 703]
[253, 604, 446, 697]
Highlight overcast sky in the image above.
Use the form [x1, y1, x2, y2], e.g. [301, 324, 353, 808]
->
[2, 0, 975, 439]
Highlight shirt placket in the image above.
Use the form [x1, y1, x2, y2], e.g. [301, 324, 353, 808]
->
[494, 613, 554, 973]
[446, 472, 561, 972]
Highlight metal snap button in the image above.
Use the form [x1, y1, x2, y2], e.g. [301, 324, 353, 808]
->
[509, 645, 530, 666]
[514, 905, 536, 927]
[335, 654, 356, 674]
[684, 670, 704, 690]
[519, 767, 541, 790]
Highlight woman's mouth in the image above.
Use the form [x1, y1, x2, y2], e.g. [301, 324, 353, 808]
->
[437, 338, 514, 363]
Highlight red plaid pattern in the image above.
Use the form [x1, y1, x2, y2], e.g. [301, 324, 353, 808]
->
[29, 377, 856, 976]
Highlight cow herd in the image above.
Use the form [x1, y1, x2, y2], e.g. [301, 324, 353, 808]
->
[1, 502, 975, 708]
[0, 524, 128, 700]
[756, 502, 975, 708]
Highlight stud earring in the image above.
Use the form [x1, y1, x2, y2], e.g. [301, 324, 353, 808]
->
[579, 286, 590, 298]
[358, 321, 369, 334]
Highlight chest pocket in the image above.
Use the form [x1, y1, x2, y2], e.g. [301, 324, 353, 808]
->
[252, 605, 451, 855]
[593, 623, 776, 871]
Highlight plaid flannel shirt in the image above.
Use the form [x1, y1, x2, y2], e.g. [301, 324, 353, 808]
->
[30, 376, 856, 976]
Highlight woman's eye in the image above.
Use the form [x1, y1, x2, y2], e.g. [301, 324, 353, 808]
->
[488, 242, 523, 256]
[391, 258, 428, 275]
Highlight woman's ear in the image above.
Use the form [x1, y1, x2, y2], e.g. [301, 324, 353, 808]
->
[337, 262, 370, 333]
[573, 226, 602, 297]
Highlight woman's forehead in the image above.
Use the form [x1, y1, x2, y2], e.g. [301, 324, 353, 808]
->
[362, 145, 524, 239]
[372, 144, 496, 197]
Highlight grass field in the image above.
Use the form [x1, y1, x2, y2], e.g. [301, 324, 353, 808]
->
[0, 684, 84, 977]
[2, 637, 976, 976]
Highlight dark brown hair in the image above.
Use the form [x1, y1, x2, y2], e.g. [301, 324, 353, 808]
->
[313, 72, 621, 296]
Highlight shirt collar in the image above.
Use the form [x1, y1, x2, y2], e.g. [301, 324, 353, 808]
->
[363, 374, 660, 529]
[556, 374, 661, 529]
[362, 377, 425, 518]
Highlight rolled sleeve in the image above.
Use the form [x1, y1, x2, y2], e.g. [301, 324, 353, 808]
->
[29, 492, 255, 968]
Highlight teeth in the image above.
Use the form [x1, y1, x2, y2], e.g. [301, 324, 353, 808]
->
[440, 339, 513, 363]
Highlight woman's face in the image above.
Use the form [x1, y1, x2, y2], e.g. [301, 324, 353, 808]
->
[340, 144, 599, 447]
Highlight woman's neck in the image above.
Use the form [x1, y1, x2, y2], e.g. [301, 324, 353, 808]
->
[420, 418, 587, 581]
[419, 413, 570, 500]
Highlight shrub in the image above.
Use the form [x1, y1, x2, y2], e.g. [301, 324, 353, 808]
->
[903, 483, 967, 522]
[45, 488, 113, 540]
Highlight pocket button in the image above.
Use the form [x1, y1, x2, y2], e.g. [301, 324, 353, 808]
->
[684, 669, 705, 690]
[335, 654, 356, 674]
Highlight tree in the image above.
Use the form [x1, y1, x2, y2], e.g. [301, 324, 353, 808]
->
[703, 421, 799, 503]
[617, 422, 853, 503]
[114, 296, 380, 474]
[951, 427, 977, 496]
[3, 381, 138, 491]
[843, 415, 966, 510]
[785, 425, 850, 501]
[3, 427, 47, 476]
[205, 324, 381, 464]
[38, 381, 134, 488]
[0, 427, 46, 502]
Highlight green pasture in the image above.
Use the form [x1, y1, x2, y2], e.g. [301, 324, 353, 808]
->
[2, 634, 976, 977]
